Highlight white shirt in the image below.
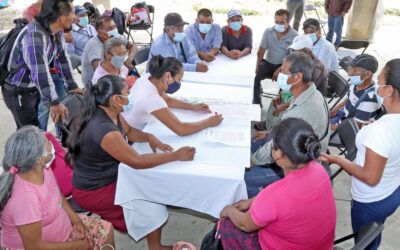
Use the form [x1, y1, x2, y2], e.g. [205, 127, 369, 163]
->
[352, 114, 400, 202]
[122, 74, 168, 130]
[91, 61, 129, 85]
[312, 37, 339, 72]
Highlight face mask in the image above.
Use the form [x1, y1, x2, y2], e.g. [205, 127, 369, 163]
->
[277, 73, 293, 92]
[374, 84, 386, 106]
[349, 75, 363, 86]
[111, 55, 126, 69]
[44, 144, 55, 169]
[198, 23, 212, 34]
[308, 32, 318, 43]
[229, 21, 242, 32]
[107, 28, 120, 38]
[174, 32, 186, 42]
[119, 95, 134, 113]
[274, 24, 286, 33]
[166, 81, 181, 94]
[79, 16, 89, 27]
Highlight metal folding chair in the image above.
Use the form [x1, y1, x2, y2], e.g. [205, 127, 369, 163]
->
[336, 40, 369, 54]
[303, 3, 327, 35]
[57, 93, 83, 147]
[126, 5, 155, 46]
[326, 71, 350, 111]
[334, 222, 384, 250]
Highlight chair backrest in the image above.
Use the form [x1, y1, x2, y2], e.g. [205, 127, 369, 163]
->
[327, 71, 350, 110]
[133, 46, 150, 65]
[303, 4, 317, 11]
[58, 93, 83, 147]
[336, 40, 369, 54]
[336, 118, 359, 161]
[352, 222, 384, 250]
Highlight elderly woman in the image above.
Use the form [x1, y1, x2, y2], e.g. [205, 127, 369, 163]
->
[67, 75, 195, 250]
[91, 37, 130, 85]
[322, 59, 400, 249]
[216, 118, 336, 249]
[0, 126, 114, 250]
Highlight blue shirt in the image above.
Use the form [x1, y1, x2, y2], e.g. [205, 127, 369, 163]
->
[312, 37, 339, 72]
[185, 23, 222, 53]
[66, 23, 97, 57]
[148, 33, 200, 72]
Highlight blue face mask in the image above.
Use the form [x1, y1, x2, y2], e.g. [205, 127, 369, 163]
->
[308, 32, 318, 43]
[111, 55, 126, 69]
[277, 73, 293, 92]
[198, 23, 212, 34]
[79, 16, 89, 27]
[349, 75, 363, 86]
[229, 21, 242, 31]
[166, 81, 181, 94]
[174, 32, 186, 42]
[274, 24, 286, 33]
[107, 28, 120, 38]
[119, 95, 134, 113]
[374, 84, 385, 106]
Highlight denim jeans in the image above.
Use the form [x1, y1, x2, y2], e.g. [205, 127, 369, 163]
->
[326, 15, 344, 46]
[245, 165, 283, 198]
[351, 185, 400, 250]
[38, 74, 68, 131]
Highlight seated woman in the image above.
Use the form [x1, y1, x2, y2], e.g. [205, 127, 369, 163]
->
[91, 37, 130, 85]
[123, 55, 223, 135]
[321, 58, 400, 249]
[0, 126, 114, 250]
[67, 75, 196, 250]
[218, 118, 336, 249]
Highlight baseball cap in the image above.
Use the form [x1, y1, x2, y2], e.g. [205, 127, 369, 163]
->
[227, 9, 242, 19]
[303, 18, 320, 30]
[75, 5, 88, 16]
[350, 54, 379, 73]
[164, 13, 189, 27]
[289, 35, 313, 50]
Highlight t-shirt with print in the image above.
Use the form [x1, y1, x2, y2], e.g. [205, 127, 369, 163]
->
[352, 114, 400, 202]
[122, 73, 168, 130]
[250, 161, 336, 250]
[344, 84, 381, 123]
[92, 61, 129, 85]
[0, 168, 72, 249]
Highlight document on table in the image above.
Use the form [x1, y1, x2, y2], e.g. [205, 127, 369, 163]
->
[210, 104, 261, 121]
[204, 128, 250, 147]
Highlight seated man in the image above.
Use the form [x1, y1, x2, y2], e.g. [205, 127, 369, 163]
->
[221, 9, 252, 60]
[330, 54, 381, 128]
[65, 5, 97, 69]
[186, 8, 222, 63]
[303, 18, 339, 72]
[246, 52, 330, 198]
[253, 9, 297, 105]
[149, 13, 208, 73]
[81, 16, 136, 87]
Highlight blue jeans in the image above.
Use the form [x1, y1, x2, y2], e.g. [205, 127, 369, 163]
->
[245, 165, 283, 198]
[327, 15, 344, 46]
[351, 185, 400, 250]
[38, 74, 68, 131]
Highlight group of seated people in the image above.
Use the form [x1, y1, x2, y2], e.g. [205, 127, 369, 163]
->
[0, 0, 399, 249]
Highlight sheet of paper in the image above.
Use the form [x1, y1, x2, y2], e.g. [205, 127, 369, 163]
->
[204, 128, 250, 147]
[210, 104, 261, 121]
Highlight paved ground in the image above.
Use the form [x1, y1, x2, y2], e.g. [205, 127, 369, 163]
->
[0, 1, 399, 249]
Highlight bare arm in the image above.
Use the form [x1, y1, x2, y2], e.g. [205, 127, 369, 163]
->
[163, 94, 196, 110]
[256, 47, 266, 73]
[210, 48, 220, 56]
[220, 46, 231, 57]
[91, 59, 100, 71]
[239, 47, 251, 58]
[220, 206, 260, 233]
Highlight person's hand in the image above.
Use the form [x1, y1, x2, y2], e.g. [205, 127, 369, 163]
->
[173, 241, 197, 250]
[319, 152, 338, 164]
[207, 113, 223, 127]
[253, 131, 268, 141]
[64, 31, 73, 43]
[196, 62, 209, 72]
[201, 53, 215, 63]
[148, 134, 173, 153]
[233, 199, 252, 212]
[192, 103, 211, 112]
[50, 103, 68, 124]
[272, 104, 288, 117]
[272, 95, 281, 108]
[272, 67, 282, 81]
[174, 147, 196, 161]
[72, 220, 89, 240]
[69, 87, 84, 95]
[329, 109, 338, 118]
[229, 50, 240, 59]
[220, 205, 233, 218]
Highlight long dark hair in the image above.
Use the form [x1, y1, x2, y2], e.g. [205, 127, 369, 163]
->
[66, 75, 126, 164]
[148, 55, 183, 79]
[382, 58, 400, 93]
[35, 0, 74, 31]
[271, 118, 321, 165]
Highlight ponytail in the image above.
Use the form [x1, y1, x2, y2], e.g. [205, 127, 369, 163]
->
[148, 55, 183, 79]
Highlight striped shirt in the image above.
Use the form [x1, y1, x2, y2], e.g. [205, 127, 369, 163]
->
[7, 22, 78, 105]
[185, 23, 223, 53]
[344, 84, 380, 123]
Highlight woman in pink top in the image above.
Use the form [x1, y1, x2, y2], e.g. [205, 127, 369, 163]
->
[92, 37, 131, 85]
[218, 118, 336, 249]
[0, 126, 115, 250]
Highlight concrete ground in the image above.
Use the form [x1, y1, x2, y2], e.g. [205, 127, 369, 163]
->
[0, 1, 400, 249]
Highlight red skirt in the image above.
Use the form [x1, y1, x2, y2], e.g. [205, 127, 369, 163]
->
[72, 182, 127, 232]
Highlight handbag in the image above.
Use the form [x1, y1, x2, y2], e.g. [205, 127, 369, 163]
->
[200, 220, 223, 250]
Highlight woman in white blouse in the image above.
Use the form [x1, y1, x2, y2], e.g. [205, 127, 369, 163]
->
[321, 59, 400, 249]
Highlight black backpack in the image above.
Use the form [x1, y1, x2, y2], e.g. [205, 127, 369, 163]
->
[112, 8, 126, 35]
[0, 18, 28, 86]
[83, 2, 100, 18]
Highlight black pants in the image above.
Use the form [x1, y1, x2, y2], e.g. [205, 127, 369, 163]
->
[253, 60, 282, 105]
[2, 84, 41, 129]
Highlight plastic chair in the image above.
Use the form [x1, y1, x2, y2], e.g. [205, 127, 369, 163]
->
[303, 3, 327, 35]
[334, 222, 384, 250]
[126, 5, 155, 46]
[326, 71, 349, 111]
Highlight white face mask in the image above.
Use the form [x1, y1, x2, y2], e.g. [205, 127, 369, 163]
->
[44, 144, 55, 169]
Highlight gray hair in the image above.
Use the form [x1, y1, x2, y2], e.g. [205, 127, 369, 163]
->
[0, 126, 45, 212]
[284, 51, 314, 83]
[104, 37, 126, 54]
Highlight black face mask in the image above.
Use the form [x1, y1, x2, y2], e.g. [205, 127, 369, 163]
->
[166, 81, 181, 94]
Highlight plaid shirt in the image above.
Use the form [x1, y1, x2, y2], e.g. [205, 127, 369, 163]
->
[7, 22, 78, 105]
